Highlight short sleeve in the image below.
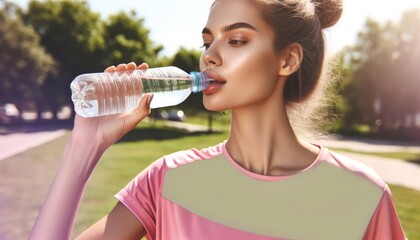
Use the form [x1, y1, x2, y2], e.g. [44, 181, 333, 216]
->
[115, 158, 167, 240]
[363, 185, 407, 240]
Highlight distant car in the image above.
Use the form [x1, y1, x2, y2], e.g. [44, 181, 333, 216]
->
[0, 103, 21, 124]
[152, 109, 186, 121]
[153, 109, 169, 120]
[167, 109, 186, 121]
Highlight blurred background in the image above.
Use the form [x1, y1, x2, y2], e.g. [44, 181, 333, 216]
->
[0, 0, 420, 239]
[0, 0, 419, 140]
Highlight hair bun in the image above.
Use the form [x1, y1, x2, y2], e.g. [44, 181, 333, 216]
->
[314, 0, 343, 29]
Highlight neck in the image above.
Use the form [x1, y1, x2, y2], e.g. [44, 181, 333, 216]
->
[226, 100, 319, 176]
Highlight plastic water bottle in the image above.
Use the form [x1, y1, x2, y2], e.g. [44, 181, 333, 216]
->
[70, 66, 210, 117]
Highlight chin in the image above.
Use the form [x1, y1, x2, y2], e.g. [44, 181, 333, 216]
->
[203, 99, 229, 112]
[204, 104, 228, 112]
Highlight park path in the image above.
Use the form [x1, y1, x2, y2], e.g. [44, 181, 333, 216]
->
[315, 133, 420, 153]
[315, 134, 420, 190]
[326, 151, 420, 191]
[0, 127, 67, 162]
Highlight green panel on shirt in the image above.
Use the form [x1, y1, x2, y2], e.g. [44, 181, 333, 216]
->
[162, 154, 383, 239]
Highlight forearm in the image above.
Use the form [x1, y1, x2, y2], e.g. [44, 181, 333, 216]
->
[29, 68, 152, 239]
[29, 135, 106, 240]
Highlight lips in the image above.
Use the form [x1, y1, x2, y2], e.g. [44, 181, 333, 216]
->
[202, 70, 226, 95]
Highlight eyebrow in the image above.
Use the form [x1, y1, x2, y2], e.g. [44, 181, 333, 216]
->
[201, 22, 258, 35]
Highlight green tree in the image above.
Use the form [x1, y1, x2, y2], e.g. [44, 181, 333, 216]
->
[101, 10, 162, 67]
[343, 19, 390, 128]
[21, 0, 104, 118]
[21, 2, 163, 118]
[0, 1, 54, 116]
[342, 10, 420, 137]
[390, 9, 420, 132]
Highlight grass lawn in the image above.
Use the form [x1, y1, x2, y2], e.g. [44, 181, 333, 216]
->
[390, 185, 420, 240]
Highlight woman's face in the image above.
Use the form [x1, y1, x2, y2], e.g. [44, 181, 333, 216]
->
[199, 0, 282, 111]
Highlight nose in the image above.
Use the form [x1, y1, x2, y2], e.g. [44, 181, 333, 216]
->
[201, 44, 222, 68]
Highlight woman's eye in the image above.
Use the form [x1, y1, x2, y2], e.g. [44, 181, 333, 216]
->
[228, 39, 247, 47]
[201, 43, 211, 50]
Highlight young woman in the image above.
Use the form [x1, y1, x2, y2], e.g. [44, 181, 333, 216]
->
[30, 0, 406, 239]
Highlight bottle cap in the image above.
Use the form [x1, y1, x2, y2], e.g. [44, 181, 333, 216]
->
[190, 72, 210, 93]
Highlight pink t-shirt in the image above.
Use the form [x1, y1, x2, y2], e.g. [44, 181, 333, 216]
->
[115, 142, 406, 240]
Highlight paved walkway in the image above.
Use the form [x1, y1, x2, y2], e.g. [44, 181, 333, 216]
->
[0, 127, 67, 162]
[315, 135, 420, 191]
[315, 133, 420, 153]
[332, 151, 420, 191]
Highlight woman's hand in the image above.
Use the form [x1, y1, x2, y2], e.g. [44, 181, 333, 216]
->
[72, 62, 153, 150]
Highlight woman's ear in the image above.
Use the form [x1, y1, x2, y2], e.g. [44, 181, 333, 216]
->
[278, 43, 303, 76]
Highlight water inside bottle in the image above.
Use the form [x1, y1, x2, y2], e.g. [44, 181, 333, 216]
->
[141, 77, 192, 109]
[149, 88, 191, 108]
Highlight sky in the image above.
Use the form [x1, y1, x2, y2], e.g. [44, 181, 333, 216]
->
[11, 0, 420, 56]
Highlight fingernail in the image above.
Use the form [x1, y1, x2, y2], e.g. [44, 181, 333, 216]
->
[147, 94, 154, 106]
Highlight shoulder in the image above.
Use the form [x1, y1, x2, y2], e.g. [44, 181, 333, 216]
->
[320, 148, 387, 190]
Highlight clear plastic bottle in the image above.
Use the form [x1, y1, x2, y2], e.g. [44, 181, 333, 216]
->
[70, 66, 210, 117]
